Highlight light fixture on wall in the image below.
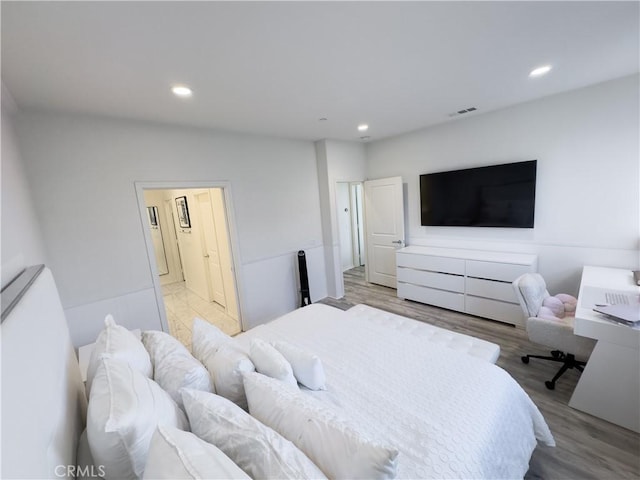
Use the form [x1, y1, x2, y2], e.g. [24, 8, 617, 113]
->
[357, 124, 369, 132]
[171, 85, 193, 98]
[529, 65, 552, 77]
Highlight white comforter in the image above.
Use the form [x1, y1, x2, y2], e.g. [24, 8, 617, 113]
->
[236, 304, 554, 479]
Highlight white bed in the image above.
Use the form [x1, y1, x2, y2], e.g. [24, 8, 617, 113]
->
[235, 303, 554, 479]
[1, 266, 553, 479]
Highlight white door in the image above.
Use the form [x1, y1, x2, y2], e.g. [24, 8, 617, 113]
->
[209, 188, 240, 321]
[196, 192, 226, 307]
[364, 176, 405, 288]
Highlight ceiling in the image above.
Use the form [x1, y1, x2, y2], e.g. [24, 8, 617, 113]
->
[2, 1, 638, 142]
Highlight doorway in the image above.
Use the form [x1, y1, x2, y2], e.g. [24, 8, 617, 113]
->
[137, 183, 243, 350]
[336, 181, 365, 280]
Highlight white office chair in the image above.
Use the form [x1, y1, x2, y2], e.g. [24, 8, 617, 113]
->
[512, 273, 596, 390]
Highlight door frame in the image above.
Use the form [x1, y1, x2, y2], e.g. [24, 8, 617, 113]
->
[135, 181, 245, 333]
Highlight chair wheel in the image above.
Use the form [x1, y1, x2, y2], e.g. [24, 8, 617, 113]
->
[545, 381, 555, 390]
[521, 356, 529, 364]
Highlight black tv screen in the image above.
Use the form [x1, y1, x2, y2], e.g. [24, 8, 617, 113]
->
[420, 160, 537, 228]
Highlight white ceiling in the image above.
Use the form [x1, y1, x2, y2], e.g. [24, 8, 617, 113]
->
[2, 1, 638, 142]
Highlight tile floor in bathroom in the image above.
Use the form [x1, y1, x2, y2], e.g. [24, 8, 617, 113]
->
[162, 281, 241, 351]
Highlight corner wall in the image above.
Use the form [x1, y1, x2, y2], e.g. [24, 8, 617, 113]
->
[1, 89, 46, 287]
[315, 139, 366, 298]
[14, 112, 327, 345]
[365, 75, 640, 295]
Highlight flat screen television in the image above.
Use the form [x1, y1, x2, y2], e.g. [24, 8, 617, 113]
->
[420, 160, 537, 228]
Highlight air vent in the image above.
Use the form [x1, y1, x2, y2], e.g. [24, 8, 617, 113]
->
[448, 107, 478, 117]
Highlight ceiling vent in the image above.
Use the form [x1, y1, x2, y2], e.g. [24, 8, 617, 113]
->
[448, 107, 477, 117]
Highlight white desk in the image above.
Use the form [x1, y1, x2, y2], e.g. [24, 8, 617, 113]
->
[570, 266, 640, 432]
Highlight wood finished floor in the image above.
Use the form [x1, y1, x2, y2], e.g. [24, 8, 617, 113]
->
[320, 267, 640, 480]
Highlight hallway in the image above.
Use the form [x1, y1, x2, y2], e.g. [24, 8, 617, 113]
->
[162, 281, 241, 351]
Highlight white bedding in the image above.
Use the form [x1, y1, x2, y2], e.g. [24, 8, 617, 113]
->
[236, 303, 554, 479]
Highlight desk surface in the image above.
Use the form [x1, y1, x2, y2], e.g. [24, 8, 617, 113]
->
[575, 266, 640, 348]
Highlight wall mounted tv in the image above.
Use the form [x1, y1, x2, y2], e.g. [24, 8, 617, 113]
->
[420, 160, 537, 228]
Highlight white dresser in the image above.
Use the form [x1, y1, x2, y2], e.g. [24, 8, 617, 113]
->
[396, 246, 538, 325]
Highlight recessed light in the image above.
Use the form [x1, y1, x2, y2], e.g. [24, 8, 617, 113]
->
[172, 85, 193, 97]
[529, 65, 552, 77]
[357, 124, 369, 132]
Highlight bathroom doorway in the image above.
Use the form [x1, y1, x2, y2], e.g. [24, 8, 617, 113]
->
[137, 182, 243, 350]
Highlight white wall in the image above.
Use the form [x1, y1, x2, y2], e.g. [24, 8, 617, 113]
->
[365, 75, 640, 295]
[1, 89, 46, 287]
[14, 112, 327, 345]
[315, 139, 367, 297]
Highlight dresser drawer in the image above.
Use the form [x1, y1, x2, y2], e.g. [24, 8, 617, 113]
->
[398, 282, 465, 311]
[466, 260, 534, 283]
[396, 253, 464, 275]
[397, 268, 464, 293]
[466, 277, 517, 303]
[465, 296, 524, 325]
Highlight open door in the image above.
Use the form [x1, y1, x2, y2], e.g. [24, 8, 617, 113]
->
[195, 191, 226, 307]
[364, 176, 405, 288]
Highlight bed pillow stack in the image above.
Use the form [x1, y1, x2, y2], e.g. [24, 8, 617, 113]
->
[85, 315, 197, 480]
[273, 340, 326, 390]
[181, 388, 327, 479]
[247, 338, 327, 391]
[191, 317, 255, 410]
[249, 339, 298, 388]
[143, 425, 250, 480]
[85, 314, 153, 396]
[87, 357, 189, 480]
[142, 330, 212, 409]
[243, 371, 399, 479]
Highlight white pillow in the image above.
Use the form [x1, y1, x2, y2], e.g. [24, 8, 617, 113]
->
[243, 372, 398, 480]
[143, 425, 250, 480]
[181, 389, 326, 480]
[142, 330, 213, 408]
[206, 343, 255, 410]
[86, 314, 152, 396]
[76, 429, 104, 480]
[192, 317, 232, 369]
[273, 341, 326, 390]
[87, 358, 189, 480]
[250, 339, 298, 387]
